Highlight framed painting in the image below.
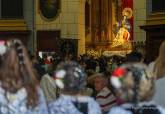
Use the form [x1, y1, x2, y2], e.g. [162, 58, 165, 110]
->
[39, 0, 61, 21]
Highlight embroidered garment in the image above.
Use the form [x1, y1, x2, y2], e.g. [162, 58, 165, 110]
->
[0, 87, 48, 114]
[48, 94, 102, 114]
[108, 101, 165, 114]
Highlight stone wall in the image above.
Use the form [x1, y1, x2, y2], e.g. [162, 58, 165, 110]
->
[133, 0, 146, 42]
[35, 0, 85, 55]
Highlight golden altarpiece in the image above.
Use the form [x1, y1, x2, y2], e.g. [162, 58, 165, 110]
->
[85, 0, 132, 55]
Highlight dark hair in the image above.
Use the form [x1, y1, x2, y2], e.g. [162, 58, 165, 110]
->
[55, 61, 87, 95]
[126, 52, 143, 63]
[111, 63, 154, 103]
[0, 39, 39, 107]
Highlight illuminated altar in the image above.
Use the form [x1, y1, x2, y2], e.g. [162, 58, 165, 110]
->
[85, 0, 133, 56]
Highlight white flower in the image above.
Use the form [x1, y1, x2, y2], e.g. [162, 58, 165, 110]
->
[74, 72, 79, 78]
[111, 77, 122, 89]
[55, 70, 66, 89]
[56, 70, 66, 78]
[0, 45, 6, 55]
[55, 79, 64, 89]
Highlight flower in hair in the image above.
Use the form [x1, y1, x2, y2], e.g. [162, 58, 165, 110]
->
[111, 67, 126, 89]
[54, 70, 66, 89]
[112, 67, 126, 78]
[0, 41, 7, 55]
[111, 77, 122, 89]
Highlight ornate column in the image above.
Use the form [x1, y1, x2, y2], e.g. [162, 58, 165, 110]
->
[92, 0, 100, 43]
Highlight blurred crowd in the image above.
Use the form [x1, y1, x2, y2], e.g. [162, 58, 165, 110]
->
[0, 38, 165, 114]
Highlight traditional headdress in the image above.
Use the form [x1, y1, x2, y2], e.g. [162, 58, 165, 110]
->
[0, 39, 24, 65]
[0, 40, 7, 55]
[54, 61, 87, 93]
[111, 63, 154, 105]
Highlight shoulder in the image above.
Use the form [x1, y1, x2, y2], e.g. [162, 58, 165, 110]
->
[40, 73, 52, 81]
[0, 86, 6, 98]
[108, 106, 132, 114]
[78, 96, 102, 114]
[49, 95, 101, 114]
[48, 95, 73, 109]
[40, 74, 55, 86]
[48, 96, 79, 114]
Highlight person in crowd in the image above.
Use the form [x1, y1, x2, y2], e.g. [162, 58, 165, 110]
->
[148, 41, 165, 107]
[94, 73, 117, 114]
[48, 61, 101, 114]
[108, 63, 165, 114]
[99, 56, 107, 73]
[40, 71, 59, 103]
[31, 55, 46, 81]
[126, 52, 143, 63]
[0, 39, 48, 114]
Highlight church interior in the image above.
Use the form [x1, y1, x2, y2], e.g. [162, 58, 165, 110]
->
[0, 0, 164, 62]
[0, 1, 165, 113]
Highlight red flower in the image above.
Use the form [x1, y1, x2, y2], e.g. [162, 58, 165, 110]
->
[0, 40, 5, 45]
[112, 67, 126, 78]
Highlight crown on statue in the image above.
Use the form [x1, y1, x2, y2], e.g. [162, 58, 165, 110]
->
[122, 7, 133, 19]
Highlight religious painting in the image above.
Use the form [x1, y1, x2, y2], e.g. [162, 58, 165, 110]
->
[39, 0, 61, 20]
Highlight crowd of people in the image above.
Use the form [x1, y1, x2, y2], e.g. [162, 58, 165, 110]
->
[0, 38, 165, 114]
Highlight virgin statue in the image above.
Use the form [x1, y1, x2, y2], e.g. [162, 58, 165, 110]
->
[111, 8, 132, 48]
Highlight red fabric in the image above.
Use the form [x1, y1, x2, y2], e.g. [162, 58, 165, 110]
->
[121, 0, 133, 40]
[123, 30, 130, 41]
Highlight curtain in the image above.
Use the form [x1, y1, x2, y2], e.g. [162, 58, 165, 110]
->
[121, 0, 133, 40]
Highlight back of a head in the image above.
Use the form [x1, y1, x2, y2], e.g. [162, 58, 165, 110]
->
[126, 52, 142, 63]
[110, 63, 154, 104]
[54, 61, 87, 95]
[0, 39, 39, 107]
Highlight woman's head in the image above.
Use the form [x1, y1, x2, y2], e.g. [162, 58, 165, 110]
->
[0, 39, 39, 107]
[110, 63, 154, 104]
[54, 61, 87, 95]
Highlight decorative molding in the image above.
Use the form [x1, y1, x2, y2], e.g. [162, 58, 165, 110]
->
[0, 20, 27, 30]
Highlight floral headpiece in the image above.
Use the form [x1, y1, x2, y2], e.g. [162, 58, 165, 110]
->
[0, 40, 7, 55]
[111, 63, 151, 89]
[54, 62, 86, 89]
[54, 70, 66, 89]
[111, 67, 126, 89]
